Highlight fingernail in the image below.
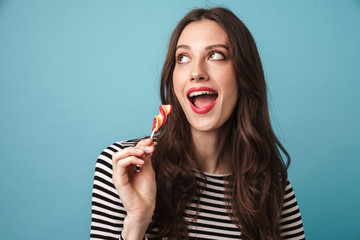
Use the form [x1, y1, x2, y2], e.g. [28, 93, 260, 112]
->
[135, 148, 143, 153]
[145, 146, 153, 151]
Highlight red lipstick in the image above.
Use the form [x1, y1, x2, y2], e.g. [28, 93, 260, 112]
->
[187, 87, 218, 114]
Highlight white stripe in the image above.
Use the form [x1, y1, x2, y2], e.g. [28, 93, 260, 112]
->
[94, 169, 112, 183]
[280, 218, 303, 229]
[93, 178, 119, 196]
[185, 208, 233, 221]
[97, 154, 113, 165]
[280, 211, 302, 224]
[90, 229, 119, 239]
[282, 203, 299, 216]
[92, 194, 122, 212]
[92, 213, 124, 225]
[91, 221, 121, 232]
[92, 205, 124, 219]
[92, 188, 120, 205]
[188, 231, 239, 240]
[280, 227, 304, 238]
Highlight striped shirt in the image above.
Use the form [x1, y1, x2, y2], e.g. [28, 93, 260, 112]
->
[91, 140, 305, 240]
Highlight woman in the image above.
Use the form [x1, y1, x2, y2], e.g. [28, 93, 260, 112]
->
[91, 7, 305, 240]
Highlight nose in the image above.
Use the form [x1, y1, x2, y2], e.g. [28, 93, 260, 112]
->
[190, 61, 209, 81]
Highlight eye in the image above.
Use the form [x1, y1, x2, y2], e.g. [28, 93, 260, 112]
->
[177, 55, 191, 63]
[209, 52, 225, 60]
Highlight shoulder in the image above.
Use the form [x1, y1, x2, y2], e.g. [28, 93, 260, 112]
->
[92, 139, 143, 201]
[283, 180, 299, 210]
[102, 139, 142, 157]
[91, 140, 144, 238]
[280, 180, 306, 239]
[94, 139, 142, 173]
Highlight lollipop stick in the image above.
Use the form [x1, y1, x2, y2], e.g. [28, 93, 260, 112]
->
[137, 105, 171, 173]
[136, 129, 156, 173]
[150, 129, 156, 139]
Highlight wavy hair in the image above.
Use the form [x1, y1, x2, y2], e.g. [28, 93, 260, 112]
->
[151, 7, 290, 240]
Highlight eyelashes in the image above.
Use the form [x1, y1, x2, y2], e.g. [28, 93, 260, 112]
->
[176, 51, 227, 64]
[177, 55, 191, 63]
[209, 52, 225, 60]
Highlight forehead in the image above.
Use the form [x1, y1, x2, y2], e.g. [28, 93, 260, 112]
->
[177, 20, 229, 46]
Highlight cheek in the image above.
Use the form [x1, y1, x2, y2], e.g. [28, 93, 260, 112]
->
[172, 68, 186, 101]
[221, 68, 238, 94]
[222, 71, 239, 106]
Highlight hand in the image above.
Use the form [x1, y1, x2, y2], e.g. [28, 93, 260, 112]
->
[112, 138, 156, 239]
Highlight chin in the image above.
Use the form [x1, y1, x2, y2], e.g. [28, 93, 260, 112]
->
[189, 119, 222, 133]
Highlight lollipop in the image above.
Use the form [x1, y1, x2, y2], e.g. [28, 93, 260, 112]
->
[150, 105, 172, 138]
[136, 105, 172, 172]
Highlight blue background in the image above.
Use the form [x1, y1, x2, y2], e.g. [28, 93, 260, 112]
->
[1, 0, 359, 239]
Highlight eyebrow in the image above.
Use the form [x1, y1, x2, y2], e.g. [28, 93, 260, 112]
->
[176, 44, 229, 51]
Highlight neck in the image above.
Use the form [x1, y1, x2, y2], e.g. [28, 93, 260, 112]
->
[190, 128, 228, 174]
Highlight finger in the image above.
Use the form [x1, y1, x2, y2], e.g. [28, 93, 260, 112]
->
[113, 156, 145, 182]
[143, 145, 155, 155]
[112, 148, 145, 174]
[139, 148, 155, 171]
[112, 147, 145, 164]
[136, 140, 155, 155]
[136, 138, 154, 149]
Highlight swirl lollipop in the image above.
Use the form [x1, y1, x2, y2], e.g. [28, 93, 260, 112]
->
[136, 105, 172, 172]
[150, 105, 172, 138]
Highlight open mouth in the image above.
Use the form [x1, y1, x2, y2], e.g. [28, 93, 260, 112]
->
[188, 90, 218, 109]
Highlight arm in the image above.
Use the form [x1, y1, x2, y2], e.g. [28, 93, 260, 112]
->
[91, 140, 155, 240]
[280, 181, 306, 240]
[90, 142, 128, 239]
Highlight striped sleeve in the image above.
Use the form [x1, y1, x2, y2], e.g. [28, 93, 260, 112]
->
[91, 140, 148, 240]
[90, 142, 127, 240]
[280, 182, 306, 240]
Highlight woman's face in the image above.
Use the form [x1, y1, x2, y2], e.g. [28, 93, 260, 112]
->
[173, 20, 238, 134]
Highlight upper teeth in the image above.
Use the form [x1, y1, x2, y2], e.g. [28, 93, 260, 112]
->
[189, 91, 217, 97]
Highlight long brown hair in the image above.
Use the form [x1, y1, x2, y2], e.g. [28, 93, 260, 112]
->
[151, 7, 290, 240]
